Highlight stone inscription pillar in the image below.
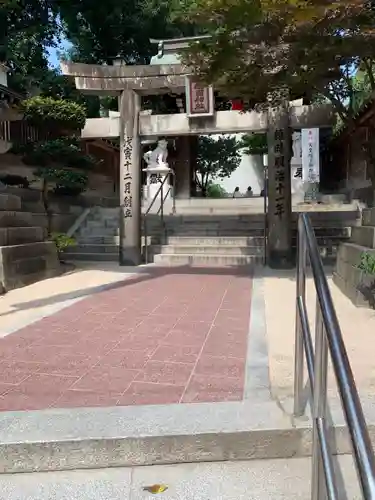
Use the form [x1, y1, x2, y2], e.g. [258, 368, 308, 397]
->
[119, 90, 141, 266]
[267, 106, 293, 268]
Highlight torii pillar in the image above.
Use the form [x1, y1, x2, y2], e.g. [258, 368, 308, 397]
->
[119, 90, 142, 265]
[267, 105, 293, 269]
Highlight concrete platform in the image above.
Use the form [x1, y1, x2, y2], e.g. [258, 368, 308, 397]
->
[0, 263, 373, 475]
[0, 456, 361, 499]
[0, 267, 253, 410]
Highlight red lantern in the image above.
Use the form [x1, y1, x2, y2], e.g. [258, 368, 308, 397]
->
[231, 99, 243, 111]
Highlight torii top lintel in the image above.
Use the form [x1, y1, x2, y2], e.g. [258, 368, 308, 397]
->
[59, 36, 212, 95]
[60, 60, 190, 95]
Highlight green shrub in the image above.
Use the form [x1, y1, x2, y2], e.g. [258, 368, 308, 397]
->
[357, 252, 375, 275]
[15, 137, 96, 169]
[0, 174, 30, 188]
[20, 96, 86, 131]
[51, 233, 77, 254]
[34, 167, 88, 190]
[207, 183, 227, 198]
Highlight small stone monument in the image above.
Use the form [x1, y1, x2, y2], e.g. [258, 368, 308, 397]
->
[291, 131, 304, 204]
[142, 139, 172, 202]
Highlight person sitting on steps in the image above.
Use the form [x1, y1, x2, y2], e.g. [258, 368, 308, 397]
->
[232, 186, 241, 198]
[245, 186, 253, 197]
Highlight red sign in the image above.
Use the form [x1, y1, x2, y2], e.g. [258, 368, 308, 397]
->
[185, 77, 214, 117]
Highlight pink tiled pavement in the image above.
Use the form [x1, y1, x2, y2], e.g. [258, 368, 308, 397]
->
[0, 268, 252, 411]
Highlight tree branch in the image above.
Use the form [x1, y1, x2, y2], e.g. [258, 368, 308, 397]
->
[363, 57, 375, 91]
[317, 86, 348, 123]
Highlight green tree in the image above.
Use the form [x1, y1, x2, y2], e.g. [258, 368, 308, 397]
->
[175, 0, 375, 186]
[58, 0, 198, 65]
[0, 0, 60, 93]
[241, 134, 267, 156]
[13, 97, 97, 234]
[195, 135, 241, 196]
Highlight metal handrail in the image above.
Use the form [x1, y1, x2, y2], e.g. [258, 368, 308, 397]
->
[143, 171, 175, 264]
[294, 213, 375, 500]
[263, 165, 268, 265]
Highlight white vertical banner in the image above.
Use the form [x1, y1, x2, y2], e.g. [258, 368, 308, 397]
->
[302, 128, 320, 183]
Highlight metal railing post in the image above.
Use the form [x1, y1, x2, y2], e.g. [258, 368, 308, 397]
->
[263, 165, 268, 266]
[311, 302, 329, 500]
[172, 171, 176, 215]
[293, 213, 375, 500]
[294, 216, 307, 416]
[160, 180, 164, 221]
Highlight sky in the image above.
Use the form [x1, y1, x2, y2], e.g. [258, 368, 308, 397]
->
[46, 38, 71, 69]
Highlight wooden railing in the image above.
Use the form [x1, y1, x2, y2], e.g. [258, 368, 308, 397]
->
[0, 120, 50, 145]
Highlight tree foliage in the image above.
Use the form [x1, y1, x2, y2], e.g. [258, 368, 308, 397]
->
[14, 97, 96, 233]
[175, 0, 375, 184]
[21, 96, 86, 130]
[176, 0, 372, 107]
[57, 0, 198, 65]
[0, 0, 60, 93]
[241, 134, 267, 156]
[195, 135, 241, 195]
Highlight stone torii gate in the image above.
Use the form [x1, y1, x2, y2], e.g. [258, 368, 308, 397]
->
[61, 41, 334, 269]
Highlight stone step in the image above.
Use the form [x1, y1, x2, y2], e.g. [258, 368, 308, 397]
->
[166, 236, 265, 246]
[0, 211, 33, 228]
[0, 193, 21, 211]
[158, 245, 264, 256]
[148, 211, 358, 222]
[164, 235, 346, 246]
[153, 253, 263, 266]
[0, 456, 359, 499]
[350, 226, 375, 248]
[84, 221, 110, 230]
[166, 229, 266, 237]
[63, 252, 119, 262]
[77, 236, 159, 245]
[0, 397, 370, 475]
[67, 244, 119, 254]
[79, 227, 118, 238]
[0, 226, 44, 246]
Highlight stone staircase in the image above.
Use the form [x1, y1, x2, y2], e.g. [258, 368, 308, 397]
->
[64, 206, 359, 266]
[334, 207, 375, 306]
[0, 192, 60, 291]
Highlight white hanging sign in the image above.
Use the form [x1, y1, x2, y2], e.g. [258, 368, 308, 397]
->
[302, 128, 320, 183]
[185, 77, 214, 117]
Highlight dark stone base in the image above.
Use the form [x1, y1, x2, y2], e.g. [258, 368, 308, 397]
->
[119, 246, 142, 266]
[0, 241, 61, 292]
[268, 249, 295, 270]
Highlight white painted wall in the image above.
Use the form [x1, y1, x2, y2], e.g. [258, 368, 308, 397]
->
[0, 67, 8, 87]
[211, 133, 265, 196]
[217, 152, 264, 196]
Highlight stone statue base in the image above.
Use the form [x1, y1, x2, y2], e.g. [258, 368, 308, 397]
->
[142, 164, 172, 202]
[291, 160, 305, 204]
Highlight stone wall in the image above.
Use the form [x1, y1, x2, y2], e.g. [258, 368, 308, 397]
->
[331, 118, 374, 206]
[3, 186, 118, 234]
[0, 192, 61, 292]
[333, 207, 375, 308]
[0, 153, 116, 198]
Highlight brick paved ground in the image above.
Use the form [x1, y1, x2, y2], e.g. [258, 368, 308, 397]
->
[0, 267, 252, 411]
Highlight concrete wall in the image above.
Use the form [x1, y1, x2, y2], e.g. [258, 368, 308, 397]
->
[82, 105, 334, 139]
[0, 67, 7, 87]
[4, 186, 118, 233]
[203, 134, 264, 196]
[217, 152, 264, 196]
